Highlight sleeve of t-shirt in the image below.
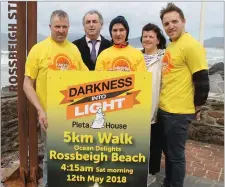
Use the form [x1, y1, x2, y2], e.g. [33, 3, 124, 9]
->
[95, 53, 105, 71]
[137, 53, 147, 72]
[184, 43, 208, 74]
[24, 45, 39, 80]
[76, 49, 89, 71]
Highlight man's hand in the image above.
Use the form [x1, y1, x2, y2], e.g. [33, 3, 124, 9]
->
[195, 106, 202, 121]
[38, 110, 48, 132]
[23, 76, 48, 130]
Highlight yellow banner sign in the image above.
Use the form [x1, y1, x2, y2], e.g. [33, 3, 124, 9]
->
[47, 71, 152, 187]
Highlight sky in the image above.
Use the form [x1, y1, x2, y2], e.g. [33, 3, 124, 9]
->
[1, 1, 224, 40]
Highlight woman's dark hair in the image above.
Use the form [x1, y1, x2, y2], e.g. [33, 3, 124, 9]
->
[140, 23, 166, 49]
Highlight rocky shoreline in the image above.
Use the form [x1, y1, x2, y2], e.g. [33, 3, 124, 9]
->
[188, 93, 224, 145]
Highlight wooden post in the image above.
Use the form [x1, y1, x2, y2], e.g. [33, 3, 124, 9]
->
[16, 1, 28, 186]
[27, 2, 38, 186]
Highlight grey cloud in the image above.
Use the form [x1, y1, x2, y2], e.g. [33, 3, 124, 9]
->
[1, 1, 224, 41]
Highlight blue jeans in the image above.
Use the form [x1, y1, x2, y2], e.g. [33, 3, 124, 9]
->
[157, 109, 195, 187]
[41, 129, 48, 187]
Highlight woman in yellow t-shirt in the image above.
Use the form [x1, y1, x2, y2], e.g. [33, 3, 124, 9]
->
[95, 16, 147, 72]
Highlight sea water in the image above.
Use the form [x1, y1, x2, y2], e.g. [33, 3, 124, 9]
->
[1, 48, 224, 91]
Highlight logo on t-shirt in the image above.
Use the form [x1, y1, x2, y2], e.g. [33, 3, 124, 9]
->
[108, 57, 134, 71]
[162, 51, 174, 75]
[48, 53, 76, 70]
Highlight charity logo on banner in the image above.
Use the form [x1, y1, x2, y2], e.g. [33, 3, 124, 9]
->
[47, 71, 152, 187]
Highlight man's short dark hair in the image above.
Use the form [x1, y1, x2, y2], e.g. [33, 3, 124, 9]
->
[160, 3, 185, 21]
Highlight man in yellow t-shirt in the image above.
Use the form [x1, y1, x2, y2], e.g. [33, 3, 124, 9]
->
[23, 10, 88, 187]
[158, 3, 209, 187]
[95, 16, 146, 72]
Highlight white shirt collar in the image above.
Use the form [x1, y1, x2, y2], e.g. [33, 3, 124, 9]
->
[85, 35, 101, 43]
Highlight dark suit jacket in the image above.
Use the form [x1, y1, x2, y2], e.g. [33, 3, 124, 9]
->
[73, 35, 111, 70]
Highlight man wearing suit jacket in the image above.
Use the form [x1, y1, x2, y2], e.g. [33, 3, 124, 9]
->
[73, 10, 111, 70]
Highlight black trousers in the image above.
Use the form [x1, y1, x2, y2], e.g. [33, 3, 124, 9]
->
[149, 122, 164, 175]
[157, 109, 195, 187]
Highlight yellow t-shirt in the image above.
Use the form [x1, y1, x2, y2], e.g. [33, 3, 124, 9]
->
[95, 45, 147, 72]
[25, 37, 89, 111]
[159, 33, 208, 114]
